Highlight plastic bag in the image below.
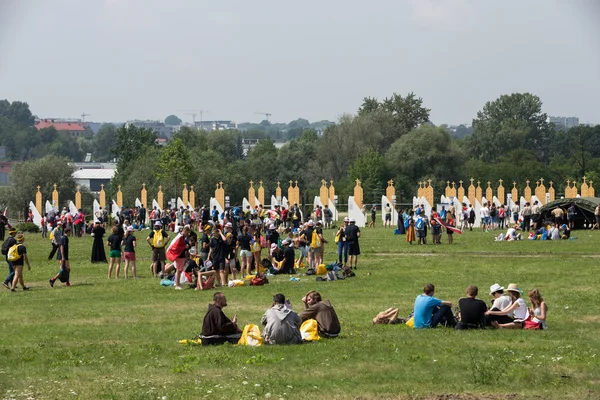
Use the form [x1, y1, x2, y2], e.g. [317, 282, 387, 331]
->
[237, 324, 264, 346]
[405, 316, 414, 328]
[300, 319, 321, 341]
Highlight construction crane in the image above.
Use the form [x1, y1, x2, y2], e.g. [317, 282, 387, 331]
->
[81, 112, 90, 123]
[176, 109, 208, 125]
[255, 112, 271, 122]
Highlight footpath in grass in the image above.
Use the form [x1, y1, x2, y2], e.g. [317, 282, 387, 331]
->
[0, 227, 599, 399]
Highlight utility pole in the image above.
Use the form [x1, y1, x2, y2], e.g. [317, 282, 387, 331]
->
[255, 112, 272, 122]
[81, 112, 90, 123]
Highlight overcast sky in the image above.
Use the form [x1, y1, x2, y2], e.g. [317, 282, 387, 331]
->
[1, 0, 599, 125]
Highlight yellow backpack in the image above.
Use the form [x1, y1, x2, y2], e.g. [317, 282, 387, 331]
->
[7, 244, 21, 262]
[310, 230, 321, 249]
[152, 230, 165, 248]
[49, 229, 54, 241]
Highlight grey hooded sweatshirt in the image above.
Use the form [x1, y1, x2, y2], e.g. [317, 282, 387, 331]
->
[261, 304, 302, 345]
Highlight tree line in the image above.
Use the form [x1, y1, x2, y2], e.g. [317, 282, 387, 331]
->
[1, 92, 599, 216]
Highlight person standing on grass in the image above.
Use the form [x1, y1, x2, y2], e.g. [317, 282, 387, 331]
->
[49, 227, 71, 287]
[122, 225, 137, 279]
[9, 234, 31, 292]
[107, 226, 122, 279]
[147, 221, 170, 277]
[522, 202, 532, 232]
[415, 213, 426, 245]
[336, 217, 349, 267]
[2, 228, 17, 289]
[384, 203, 392, 228]
[405, 210, 416, 244]
[446, 213, 456, 245]
[208, 228, 228, 287]
[346, 218, 360, 270]
[238, 225, 253, 278]
[413, 283, 455, 329]
[91, 221, 107, 263]
[369, 204, 376, 228]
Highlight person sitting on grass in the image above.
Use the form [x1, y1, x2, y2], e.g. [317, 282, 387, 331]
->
[261, 293, 302, 345]
[527, 288, 548, 330]
[560, 224, 571, 240]
[201, 292, 242, 345]
[272, 238, 295, 275]
[455, 285, 487, 330]
[484, 283, 514, 326]
[299, 291, 341, 338]
[486, 283, 529, 329]
[49, 227, 71, 287]
[413, 283, 455, 329]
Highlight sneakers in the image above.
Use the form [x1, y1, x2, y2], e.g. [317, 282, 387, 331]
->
[175, 286, 183, 290]
[22, 287, 30, 291]
[2, 281, 9, 290]
[49, 279, 55, 287]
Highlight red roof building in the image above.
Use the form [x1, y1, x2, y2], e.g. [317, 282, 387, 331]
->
[35, 120, 87, 137]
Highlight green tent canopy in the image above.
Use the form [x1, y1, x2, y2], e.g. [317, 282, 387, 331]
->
[539, 197, 600, 229]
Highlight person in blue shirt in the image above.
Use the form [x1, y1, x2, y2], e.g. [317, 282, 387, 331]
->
[413, 283, 455, 329]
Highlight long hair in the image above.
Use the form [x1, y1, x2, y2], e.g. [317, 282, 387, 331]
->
[528, 288, 544, 308]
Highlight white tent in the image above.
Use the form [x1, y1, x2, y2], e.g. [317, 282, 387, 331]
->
[28, 202, 42, 228]
[348, 196, 366, 227]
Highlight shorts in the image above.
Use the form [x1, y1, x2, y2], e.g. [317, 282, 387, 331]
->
[123, 252, 136, 261]
[213, 260, 225, 271]
[226, 259, 236, 269]
[416, 229, 425, 238]
[348, 241, 360, 256]
[385, 214, 391, 221]
[531, 214, 539, 223]
[200, 251, 209, 262]
[483, 217, 490, 225]
[110, 250, 122, 258]
[240, 249, 252, 258]
[300, 246, 309, 258]
[174, 258, 185, 272]
[431, 225, 441, 235]
[152, 247, 166, 262]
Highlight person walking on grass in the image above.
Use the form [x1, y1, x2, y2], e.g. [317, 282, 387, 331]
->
[384, 203, 392, 228]
[49, 227, 71, 287]
[107, 226, 122, 279]
[2, 228, 17, 289]
[9, 234, 31, 292]
[122, 225, 137, 279]
[48, 221, 63, 260]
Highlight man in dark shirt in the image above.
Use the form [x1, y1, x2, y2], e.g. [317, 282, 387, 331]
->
[276, 238, 295, 274]
[201, 292, 242, 345]
[2, 228, 17, 289]
[456, 285, 488, 330]
[345, 218, 361, 270]
[209, 229, 227, 286]
[50, 228, 71, 287]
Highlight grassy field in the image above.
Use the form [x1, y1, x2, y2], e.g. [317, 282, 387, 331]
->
[0, 224, 599, 400]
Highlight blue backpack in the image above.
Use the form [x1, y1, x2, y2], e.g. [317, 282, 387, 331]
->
[415, 217, 424, 230]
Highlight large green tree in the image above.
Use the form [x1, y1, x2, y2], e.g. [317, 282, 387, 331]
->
[6, 156, 76, 214]
[155, 138, 194, 202]
[164, 115, 182, 125]
[469, 93, 551, 162]
[114, 124, 157, 172]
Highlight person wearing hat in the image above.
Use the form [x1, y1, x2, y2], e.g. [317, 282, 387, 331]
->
[147, 221, 170, 277]
[2, 228, 18, 289]
[276, 238, 295, 275]
[266, 224, 280, 262]
[9, 233, 31, 292]
[122, 225, 137, 279]
[48, 221, 63, 261]
[486, 284, 529, 328]
[346, 218, 360, 270]
[261, 293, 302, 345]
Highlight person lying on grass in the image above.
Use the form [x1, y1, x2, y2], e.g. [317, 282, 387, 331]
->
[372, 308, 406, 325]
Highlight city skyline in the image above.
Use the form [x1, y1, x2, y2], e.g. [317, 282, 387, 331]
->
[1, 0, 599, 125]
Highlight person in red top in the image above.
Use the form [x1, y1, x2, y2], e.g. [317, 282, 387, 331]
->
[281, 207, 289, 228]
[430, 208, 441, 244]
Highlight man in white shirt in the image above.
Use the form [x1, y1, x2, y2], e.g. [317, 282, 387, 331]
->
[480, 203, 490, 232]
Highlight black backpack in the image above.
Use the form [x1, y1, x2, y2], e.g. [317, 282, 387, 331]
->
[469, 209, 475, 219]
[1, 238, 14, 256]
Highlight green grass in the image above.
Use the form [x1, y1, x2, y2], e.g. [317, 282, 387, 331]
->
[1, 226, 599, 399]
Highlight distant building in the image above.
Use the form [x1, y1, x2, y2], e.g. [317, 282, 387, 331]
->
[547, 116, 579, 130]
[72, 168, 115, 192]
[194, 120, 237, 131]
[127, 120, 175, 139]
[35, 119, 87, 138]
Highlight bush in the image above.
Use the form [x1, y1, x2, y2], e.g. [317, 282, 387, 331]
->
[16, 222, 40, 233]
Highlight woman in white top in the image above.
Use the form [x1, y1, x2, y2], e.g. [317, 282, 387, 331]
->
[528, 288, 548, 329]
[486, 283, 529, 329]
